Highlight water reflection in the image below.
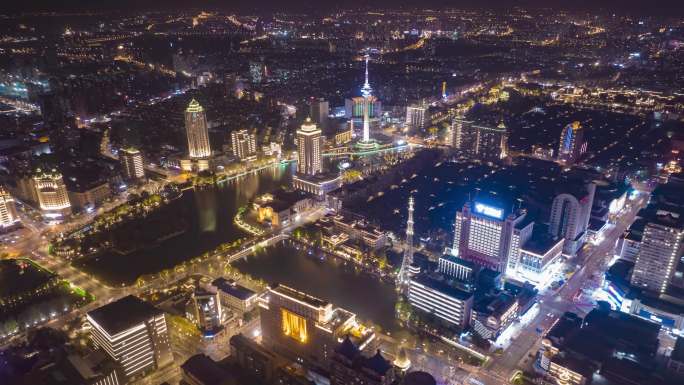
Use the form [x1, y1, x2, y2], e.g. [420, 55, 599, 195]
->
[234, 241, 400, 333]
[79, 163, 294, 284]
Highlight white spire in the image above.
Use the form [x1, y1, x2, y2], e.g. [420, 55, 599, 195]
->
[398, 195, 415, 291]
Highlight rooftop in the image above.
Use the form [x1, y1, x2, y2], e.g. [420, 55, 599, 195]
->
[270, 284, 329, 309]
[87, 295, 162, 336]
[180, 354, 232, 385]
[212, 277, 256, 301]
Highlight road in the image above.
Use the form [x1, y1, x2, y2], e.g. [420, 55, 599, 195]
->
[466, 193, 647, 385]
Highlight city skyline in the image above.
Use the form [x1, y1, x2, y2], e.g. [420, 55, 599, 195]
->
[1, 4, 683, 385]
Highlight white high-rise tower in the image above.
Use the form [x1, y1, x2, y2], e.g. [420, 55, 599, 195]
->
[399, 196, 415, 290]
[361, 54, 372, 143]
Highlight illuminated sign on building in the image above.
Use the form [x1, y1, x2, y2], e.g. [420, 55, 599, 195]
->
[474, 203, 504, 220]
[282, 309, 308, 343]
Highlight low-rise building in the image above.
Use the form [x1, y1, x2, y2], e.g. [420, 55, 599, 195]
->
[211, 277, 258, 313]
[470, 292, 519, 340]
[407, 273, 473, 329]
[253, 188, 316, 228]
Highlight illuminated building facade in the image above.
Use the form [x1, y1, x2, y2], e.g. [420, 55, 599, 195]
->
[231, 129, 257, 161]
[631, 209, 684, 294]
[120, 147, 145, 180]
[449, 118, 507, 161]
[259, 284, 376, 368]
[0, 187, 19, 229]
[33, 169, 71, 218]
[407, 274, 473, 328]
[452, 200, 532, 274]
[405, 104, 427, 133]
[557, 121, 586, 165]
[87, 296, 173, 380]
[296, 118, 323, 176]
[477, 120, 508, 161]
[185, 99, 211, 160]
[549, 184, 596, 256]
[187, 287, 223, 336]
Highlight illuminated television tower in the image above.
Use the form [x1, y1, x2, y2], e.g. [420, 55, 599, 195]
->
[360, 54, 373, 143]
[398, 195, 415, 291]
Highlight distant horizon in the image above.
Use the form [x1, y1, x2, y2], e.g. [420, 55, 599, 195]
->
[1, 0, 683, 17]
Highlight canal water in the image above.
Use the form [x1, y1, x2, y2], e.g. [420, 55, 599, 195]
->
[233, 241, 400, 333]
[79, 163, 294, 285]
[79, 161, 400, 332]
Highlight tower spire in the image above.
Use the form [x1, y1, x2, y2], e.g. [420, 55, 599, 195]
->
[398, 195, 415, 292]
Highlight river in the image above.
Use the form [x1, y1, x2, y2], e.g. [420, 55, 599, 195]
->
[79, 163, 294, 284]
[233, 241, 400, 333]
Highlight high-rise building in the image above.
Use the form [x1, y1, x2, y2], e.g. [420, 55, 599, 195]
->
[187, 287, 223, 336]
[231, 129, 257, 161]
[0, 187, 19, 229]
[452, 200, 533, 274]
[557, 121, 586, 165]
[259, 284, 376, 368]
[120, 147, 145, 180]
[477, 120, 508, 161]
[405, 104, 428, 133]
[310, 98, 329, 131]
[448, 117, 477, 155]
[631, 209, 684, 294]
[87, 296, 173, 380]
[185, 99, 211, 159]
[449, 119, 506, 161]
[549, 183, 596, 256]
[296, 118, 323, 176]
[33, 169, 71, 218]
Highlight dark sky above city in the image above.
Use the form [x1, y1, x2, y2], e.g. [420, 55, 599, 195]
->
[1, 0, 683, 15]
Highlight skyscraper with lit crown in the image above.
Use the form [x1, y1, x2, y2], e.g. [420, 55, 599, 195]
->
[296, 118, 323, 176]
[185, 99, 211, 159]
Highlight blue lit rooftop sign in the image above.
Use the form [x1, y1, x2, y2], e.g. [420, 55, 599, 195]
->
[474, 203, 504, 219]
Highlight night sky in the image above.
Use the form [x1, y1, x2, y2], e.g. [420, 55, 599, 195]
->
[1, 0, 683, 15]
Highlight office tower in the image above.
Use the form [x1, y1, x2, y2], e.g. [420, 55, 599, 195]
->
[405, 104, 428, 133]
[231, 129, 257, 161]
[310, 98, 329, 130]
[330, 336, 395, 385]
[87, 296, 173, 380]
[398, 196, 415, 290]
[259, 284, 375, 367]
[0, 187, 19, 229]
[120, 147, 145, 180]
[549, 183, 596, 256]
[33, 169, 71, 218]
[185, 99, 211, 159]
[296, 118, 323, 176]
[452, 200, 533, 273]
[408, 274, 473, 328]
[477, 120, 508, 161]
[631, 209, 684, 293]
[557, 121, 586, 165]
[187, 287, 223, 335]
